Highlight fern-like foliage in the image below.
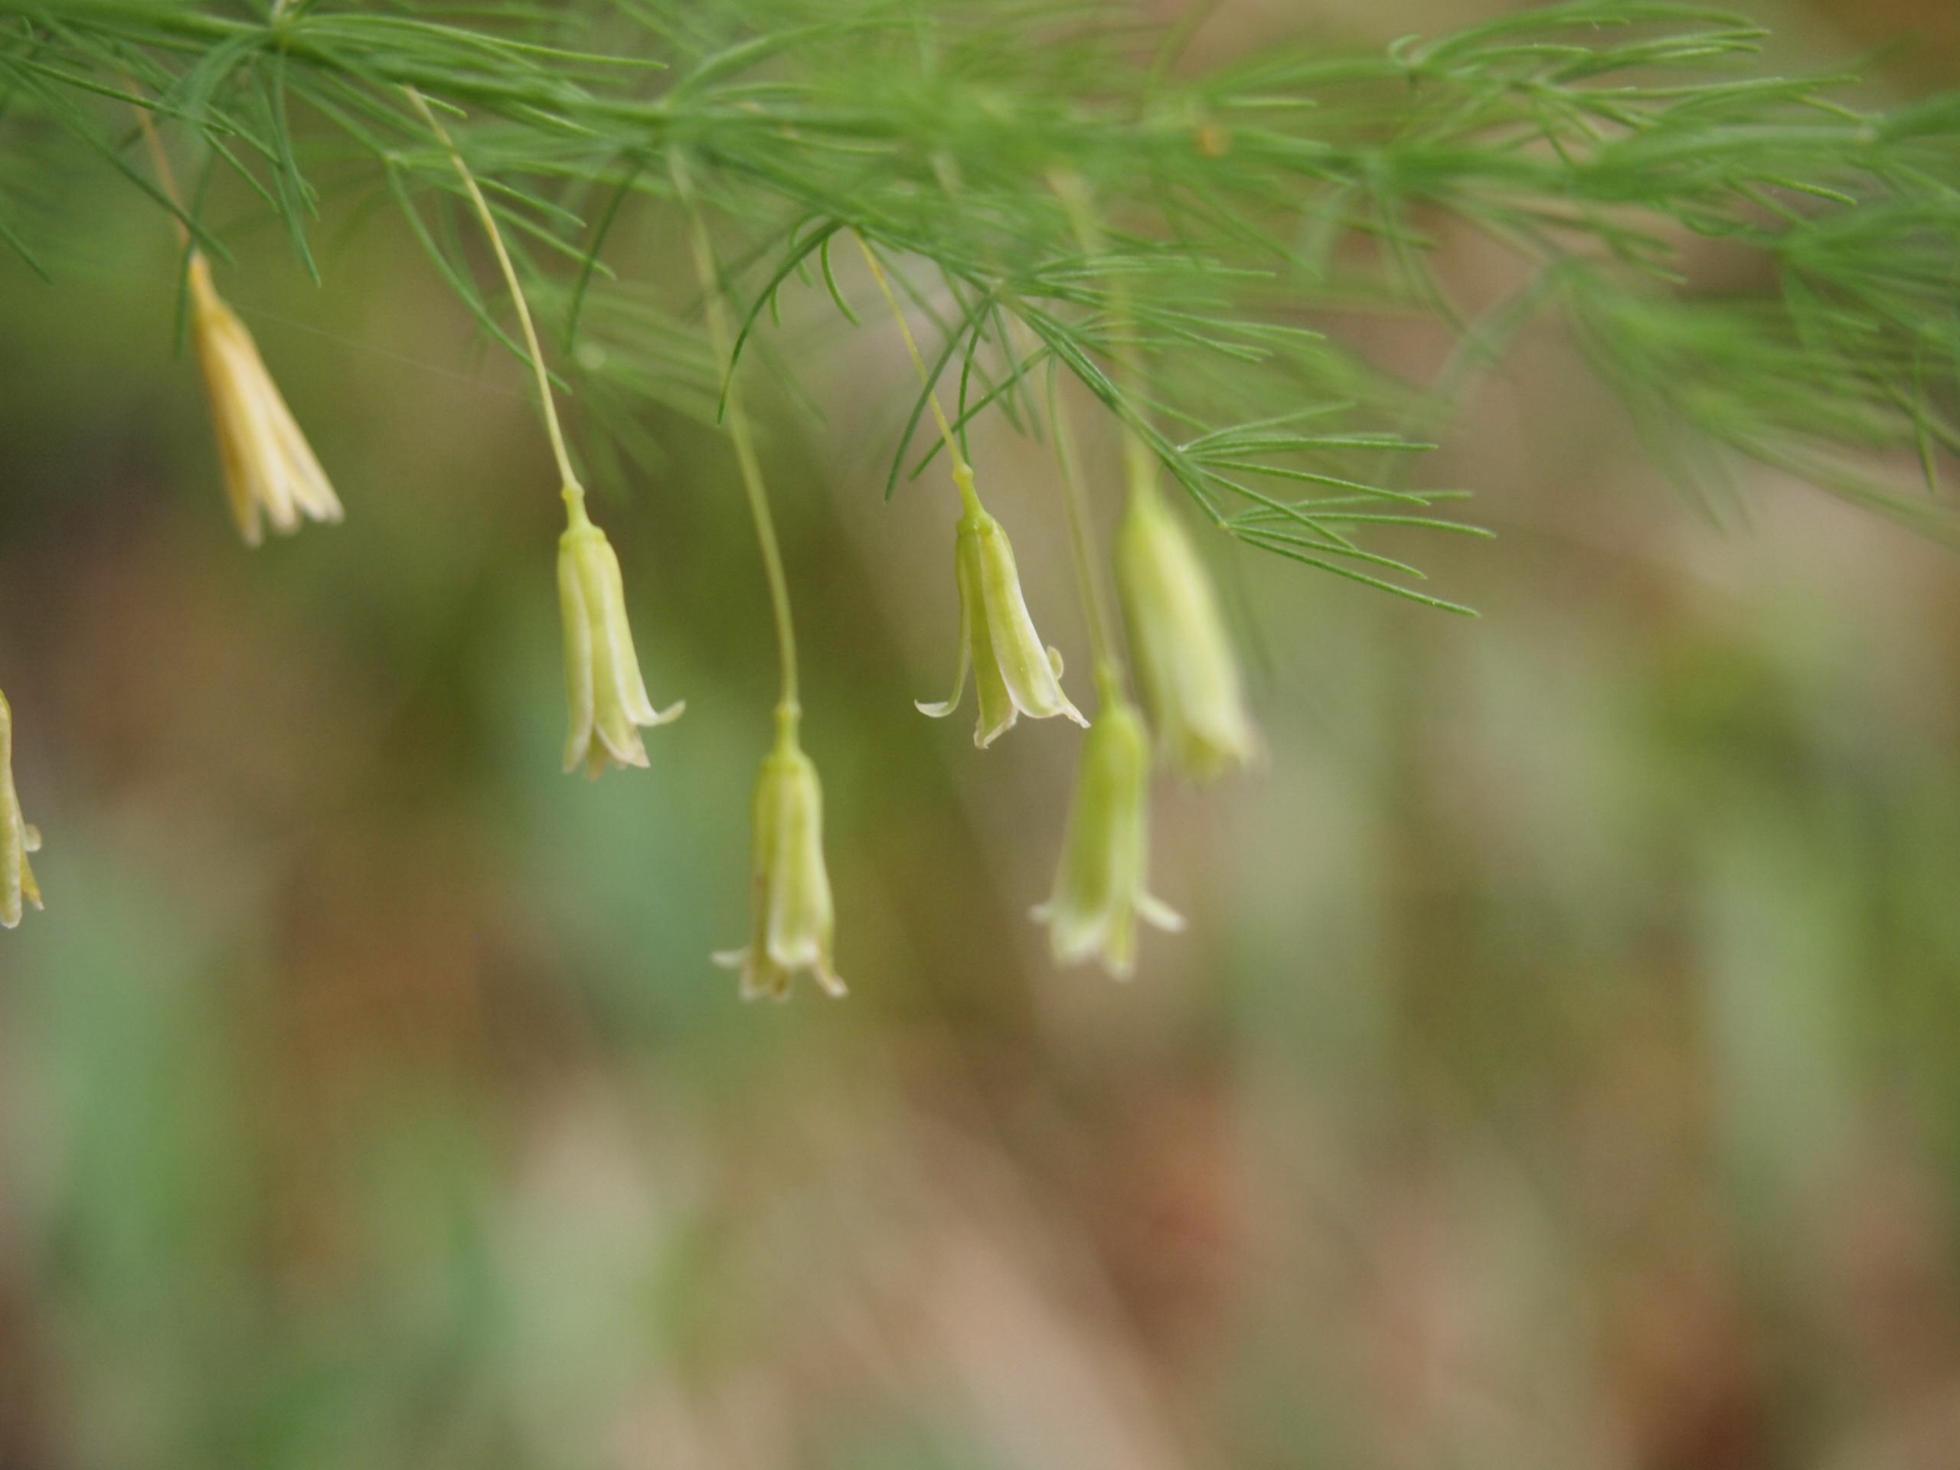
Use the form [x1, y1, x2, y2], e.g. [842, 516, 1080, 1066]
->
[3, 0, 1956, 604]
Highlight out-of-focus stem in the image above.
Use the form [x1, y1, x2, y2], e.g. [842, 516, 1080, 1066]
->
[673, 151, 800, 714]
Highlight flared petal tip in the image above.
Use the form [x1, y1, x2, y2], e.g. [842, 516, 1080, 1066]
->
[974, 709, 1018, 749]
[566, 724, 659, 779]
[716, 946, 846, 1002]
[233, 499, 341, 548]
[1031, 902, 1118, 975]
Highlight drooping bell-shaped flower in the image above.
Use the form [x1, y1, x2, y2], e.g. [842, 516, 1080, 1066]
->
[1033, 685, 1182, 977]
[1, 690, 43, 931]
[715, 708, 845, 1001]
[558, 487, 683, 777]
[918, 466, 1087, 747]
[1117, 482, 1259, 780]
[187, 252, 344, 546]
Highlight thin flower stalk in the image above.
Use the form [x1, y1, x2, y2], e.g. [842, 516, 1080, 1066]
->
[676, 152, 845, 1001]
[405, 86, 681, 775]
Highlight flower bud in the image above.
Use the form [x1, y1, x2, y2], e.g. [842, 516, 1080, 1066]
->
[558, 489, 683, 777]
[1, 690, 43, 931]
[917, 467, 1087, 747]
[1117, 484, 1258, 780]
[715, 710, 845, 1001]
[187, 252, 343, 546]
[1033, 692, 1182, 977]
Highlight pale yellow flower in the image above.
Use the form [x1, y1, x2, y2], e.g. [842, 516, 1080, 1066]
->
[1034, 692, 1182, 977]
[918, 466, 1087, 746]
[715, 710, 845, 1001]
[187, 252, 343, 546]
[1117, 483, 1259, 780]
[1, 690, 43, 931]
[558, 488, 683, 777]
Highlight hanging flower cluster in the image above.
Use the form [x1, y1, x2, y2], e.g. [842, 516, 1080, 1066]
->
[5, 101, 1266, 1001]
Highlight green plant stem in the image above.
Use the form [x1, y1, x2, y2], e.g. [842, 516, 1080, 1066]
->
[403, 85, 580, 502]
[1049, 170, 1159, 504]
[1046, 366, 1124, 705]
[852, 233, 978, 513]
[674, 151, 800, 715]
[129, 94, 190, 247]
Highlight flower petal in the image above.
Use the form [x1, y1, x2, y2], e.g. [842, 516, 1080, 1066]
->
[1137, 892, 1185, 933]
[917, 528, 975, 719]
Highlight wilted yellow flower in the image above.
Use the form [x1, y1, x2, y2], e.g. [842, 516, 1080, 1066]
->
[187, 252, 343, 546]
[1033, 690, 1182, 977]
[1117, 483, 1258, 780]
[1, 690, 43, 931]
[558, 488, 683, 777]
[918, 467, 1087, 747]
[715, 709, 845, 1001]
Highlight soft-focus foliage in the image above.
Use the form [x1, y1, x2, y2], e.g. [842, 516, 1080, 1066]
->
[1, 0, 1956, 584]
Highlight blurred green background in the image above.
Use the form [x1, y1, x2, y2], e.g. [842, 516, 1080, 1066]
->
[4, 2, 1960, 1467]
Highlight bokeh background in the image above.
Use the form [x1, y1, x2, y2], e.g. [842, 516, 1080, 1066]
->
[3, 1, 1960, 1466]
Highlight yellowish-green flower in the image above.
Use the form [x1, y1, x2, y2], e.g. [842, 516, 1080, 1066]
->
[918, 466, 1087, 746]
[1034, 689, 1182, 977]
[716, 709, 845, 1001]
[558, 487, 683, 777]
[1117, 482, 1259, 780]
[188, 252, 343, 546]
[1, 690, 43, 931]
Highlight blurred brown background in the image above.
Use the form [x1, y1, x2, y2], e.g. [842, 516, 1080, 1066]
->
[2, 2, 1958, 1467]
